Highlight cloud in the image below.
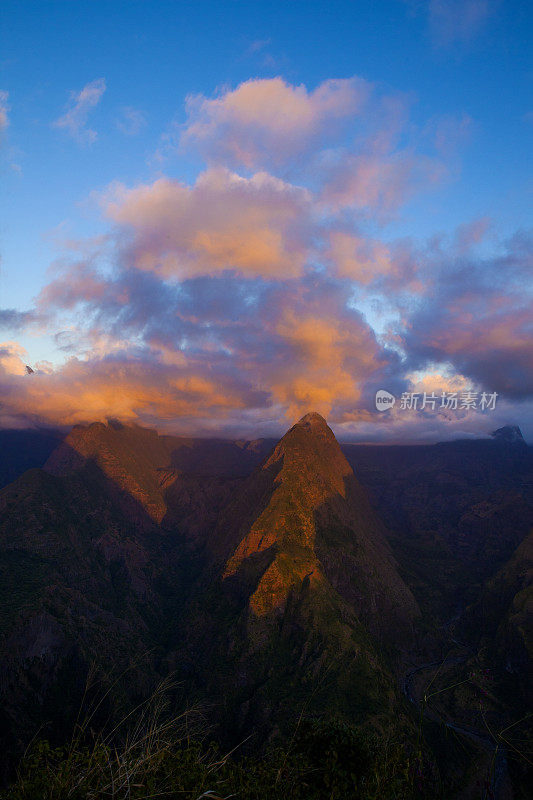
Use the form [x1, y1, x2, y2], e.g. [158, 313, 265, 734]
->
[320, 151, 446, 215]
[116, 106, 146, 136]
[1, 222, 531, 439]
[100, 167, 312, 279]
[158, 76, 457, 218]
[428, 0, 494, 47]
[453, 216, 492, 252]
[181, 76, 370, 169]
[0, 346, 269, 431]
[425, 113, 473, 157]
[0, 90, 9, 132]
[266, 281, 391, 419]
[1, 250, 401, 431]
[0, 341, 30, 376]
[402, 229, 533, 399]
[2, 71, 530, 441]
[328, 232, 398, 284]
[245, 38, 271, 56]
[0, 308, 41, 331]
[53, 78, 106, 144]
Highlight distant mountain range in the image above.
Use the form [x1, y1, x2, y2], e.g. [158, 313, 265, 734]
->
[0, 416, 531, 797]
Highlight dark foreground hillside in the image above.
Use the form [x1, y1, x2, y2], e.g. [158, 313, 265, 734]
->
[0, 417, 531, 798]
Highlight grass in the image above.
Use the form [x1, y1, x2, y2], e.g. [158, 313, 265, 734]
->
[1, 673, 432, 800]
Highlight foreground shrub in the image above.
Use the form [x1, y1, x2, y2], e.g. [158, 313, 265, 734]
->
[2, 727, 429, 799]
[1, 680, 430, 799]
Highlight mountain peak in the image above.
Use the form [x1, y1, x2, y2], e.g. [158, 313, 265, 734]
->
[44, 421, 170, 523]
[491, 425, 525, 444]
[296, 411, 328, 428]
[222, 411, 419, 634]
[286, 411, 332, 444]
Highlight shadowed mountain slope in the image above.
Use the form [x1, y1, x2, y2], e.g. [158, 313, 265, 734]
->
[44, 421, 173, 523]
[474, 527, 533, 703]
[0, 461, 165, 780]
[342, 435, 533, 619]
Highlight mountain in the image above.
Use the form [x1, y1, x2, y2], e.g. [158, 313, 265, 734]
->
[492, 425, 526, 444]
[0, 461, 163, 779]
[163, 413, 420, 745]
[0, 414, 419, 772]
[219, 412, 419, 639]
[44, 420, 173, 523]
[0, 414, 532, 795]
[342, 437, 533, 620]
[475, 527, 533, 704]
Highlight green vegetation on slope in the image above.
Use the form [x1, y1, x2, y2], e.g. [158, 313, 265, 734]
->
[2, 717, 430, 800]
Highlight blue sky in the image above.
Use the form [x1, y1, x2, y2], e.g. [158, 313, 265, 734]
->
[0, 0, 532, 439]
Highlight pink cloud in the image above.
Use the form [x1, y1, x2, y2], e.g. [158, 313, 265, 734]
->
[426, 113, 474, 157]
[453, 217, 492, 252]
[181, 76, 370, 168]
[101, 167, 312, 279]
[53, 78, 106, 144]
[328, 232, 398, 284]
[320, 152, 446, 215]
[0, 90, 9, 133]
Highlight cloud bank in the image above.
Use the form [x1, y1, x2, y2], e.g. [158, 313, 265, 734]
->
[2, 76, 532, 440]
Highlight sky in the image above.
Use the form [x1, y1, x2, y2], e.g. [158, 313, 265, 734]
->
[0, 0, 532, 441]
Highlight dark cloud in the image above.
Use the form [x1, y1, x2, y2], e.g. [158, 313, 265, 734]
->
[402, 230, 533, 398]
[0, 308, 40, 330]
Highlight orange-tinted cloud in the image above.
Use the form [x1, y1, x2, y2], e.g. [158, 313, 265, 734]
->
[0, 341, 30, 376]
[269, 307, 383, 419]
[321, 152, 445, 215]
[102, 168, 311, 279]
[181, 77, 369, 168]
[0, 264, 397, 433]
[1, 68, 530, 442]
[328, 232, 397, 284]
[0, 347, 267, 431]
